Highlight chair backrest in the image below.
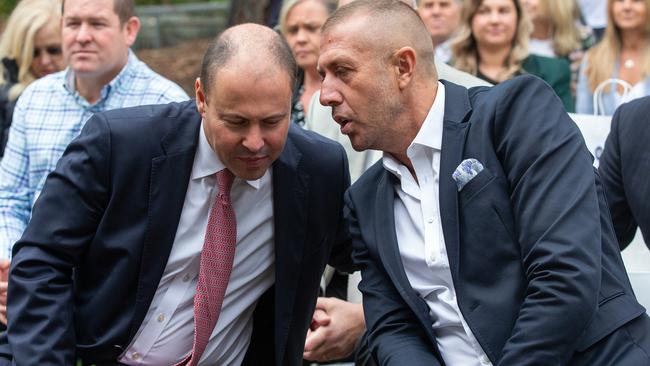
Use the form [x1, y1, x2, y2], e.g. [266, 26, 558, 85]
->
[593, 78, 632, 116]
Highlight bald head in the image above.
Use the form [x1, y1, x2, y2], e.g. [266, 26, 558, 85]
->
[324, 0, 435, 78]
[338, 0, 416, 8]
[200, 23, 297, 100]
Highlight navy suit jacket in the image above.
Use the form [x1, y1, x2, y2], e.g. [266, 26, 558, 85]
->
[346, 76, 645, 365]
[1, 100, 352, 365]
[599, 96, 650, 251]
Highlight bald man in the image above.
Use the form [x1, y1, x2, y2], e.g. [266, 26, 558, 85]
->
[0, 24, 352, 366]
[318, 1, 650, 365]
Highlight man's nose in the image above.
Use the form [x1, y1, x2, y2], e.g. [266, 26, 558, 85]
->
[76, 23, 92, 43]
[319, 77, 343, 107]
[242, 126, 265, 153]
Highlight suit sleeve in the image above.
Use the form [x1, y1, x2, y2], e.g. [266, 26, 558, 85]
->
[346, 192, 441, 366]
[5, 114, 111, 365]
[598, 104, 637, 249]
[494, 77, 602, 365]
[328, 144, 355, 273]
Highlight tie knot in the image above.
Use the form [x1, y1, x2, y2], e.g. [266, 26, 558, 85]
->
[216, 168, 235, 198]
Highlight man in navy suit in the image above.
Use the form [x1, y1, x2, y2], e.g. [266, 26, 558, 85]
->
[317, 1, 650, 365]
[0, 24, 352, 365]
[599, 96, 650, 252]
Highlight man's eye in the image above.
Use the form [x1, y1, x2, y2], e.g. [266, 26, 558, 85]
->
[335, 67, 350, 78]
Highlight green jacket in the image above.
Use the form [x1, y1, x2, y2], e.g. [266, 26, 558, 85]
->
[523, 54, 574, 112]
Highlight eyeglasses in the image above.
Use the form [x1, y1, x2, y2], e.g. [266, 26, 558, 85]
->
[33, 46, 62, 58]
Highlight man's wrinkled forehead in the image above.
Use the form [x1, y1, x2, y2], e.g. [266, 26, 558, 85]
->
[318, 20, 373, 72]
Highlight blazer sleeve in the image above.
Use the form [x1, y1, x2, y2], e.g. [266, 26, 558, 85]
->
[6, 114, 111, 365]
[493, 77, 602, 365]
[328, 145, 355, 273]
[346, 192, 441, 366]
[598, 103, 637, 249]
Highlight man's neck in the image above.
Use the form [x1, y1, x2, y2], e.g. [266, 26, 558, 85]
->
[74, 59, 128, 104]
[388, 79, 439, 178]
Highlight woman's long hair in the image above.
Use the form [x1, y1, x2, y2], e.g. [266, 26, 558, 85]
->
[452, 0, 532, 82]
[585, 0, 650, 92]
[0, 0, 62, 101]
[542, 0, 581, 57]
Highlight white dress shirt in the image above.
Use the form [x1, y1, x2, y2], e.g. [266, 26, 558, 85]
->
[119, 122, 275, 366]
[382, 82, 492, 366]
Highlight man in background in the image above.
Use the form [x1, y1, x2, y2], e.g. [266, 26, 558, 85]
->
[0, 0, 188, 323]
[417, 0, 462, 64]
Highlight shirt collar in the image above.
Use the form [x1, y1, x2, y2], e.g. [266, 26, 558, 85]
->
[382, 81, 445, 176]
[62, 49, 138, 109]
[191, 120, 263, 190]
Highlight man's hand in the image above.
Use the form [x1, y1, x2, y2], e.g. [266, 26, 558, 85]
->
[0, 259, 9, 325]
[303, 297, 365, 362]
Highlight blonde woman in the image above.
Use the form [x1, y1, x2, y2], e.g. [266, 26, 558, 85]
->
[521, 0, 594, 93]
[576, 0, 650, 115]
[452, 0, 574, 111]
[278, 0, 334, 126]
[0, 0, 64, 158]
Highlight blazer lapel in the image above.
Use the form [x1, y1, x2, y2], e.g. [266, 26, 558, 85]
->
[374, 170, 438, 330]
[439, 81, 472, 282]
[271, 133, 308, 365]
[128, 105, 202, 340]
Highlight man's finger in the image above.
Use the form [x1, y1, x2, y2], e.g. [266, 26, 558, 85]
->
[315, 296, 335, 311]
[310, 308, 331, 329]
[303, 324, 328, 354]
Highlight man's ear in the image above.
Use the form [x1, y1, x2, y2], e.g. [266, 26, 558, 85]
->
[393, 47, 416, 90]
[195, 77, 207, 116]
[123, 16, 141, 47]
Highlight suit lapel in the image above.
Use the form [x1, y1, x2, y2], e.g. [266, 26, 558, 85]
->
[271, 133, 308, 365]
[439, 81, 472, 282]
[373, 170, 440, 332]
[128, 104, 202, 340]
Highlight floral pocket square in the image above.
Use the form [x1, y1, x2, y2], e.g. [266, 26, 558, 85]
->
[452, 158, 484, 191]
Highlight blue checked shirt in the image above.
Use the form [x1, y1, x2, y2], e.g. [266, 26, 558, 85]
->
[0, 51, 189, 259]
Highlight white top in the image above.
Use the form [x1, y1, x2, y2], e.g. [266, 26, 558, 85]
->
[382, 82, 492, 366]
[435, 39, 453, 64]
[577, 0, 607, 28]
[119, 122, 275, 366]
[529, 38, 556, 58]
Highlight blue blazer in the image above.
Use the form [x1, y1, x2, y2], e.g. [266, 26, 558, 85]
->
[599, 96, 650, 251]
[1, 100, 352, 365]
[346, 76, 645, 365]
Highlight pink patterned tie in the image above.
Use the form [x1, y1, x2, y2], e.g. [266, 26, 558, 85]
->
[176, 168, 236, 366]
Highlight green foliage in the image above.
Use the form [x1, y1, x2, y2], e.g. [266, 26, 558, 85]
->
[0, 0, 18, 18]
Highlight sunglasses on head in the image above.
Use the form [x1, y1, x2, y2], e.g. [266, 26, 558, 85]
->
[33, 46, 62, 58]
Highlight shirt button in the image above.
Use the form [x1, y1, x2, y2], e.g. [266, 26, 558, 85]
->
[182, 273, 191, 282]
[131, 352, 140, 360]
[157, 313, 165, 323]
[427, 217, 434, 223]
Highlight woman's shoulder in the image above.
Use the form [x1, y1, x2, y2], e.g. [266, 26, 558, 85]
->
[523, 54, 571, 79]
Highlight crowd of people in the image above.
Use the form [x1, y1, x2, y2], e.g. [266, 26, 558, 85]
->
[0, 0, 648, 365]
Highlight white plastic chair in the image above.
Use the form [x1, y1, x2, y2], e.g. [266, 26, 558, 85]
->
[592, 78, 633, 116]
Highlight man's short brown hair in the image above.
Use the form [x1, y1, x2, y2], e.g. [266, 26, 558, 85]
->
[62, 0, 135, 25]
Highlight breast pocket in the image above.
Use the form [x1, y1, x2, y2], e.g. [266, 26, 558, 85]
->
[458, 167, 495, 207]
